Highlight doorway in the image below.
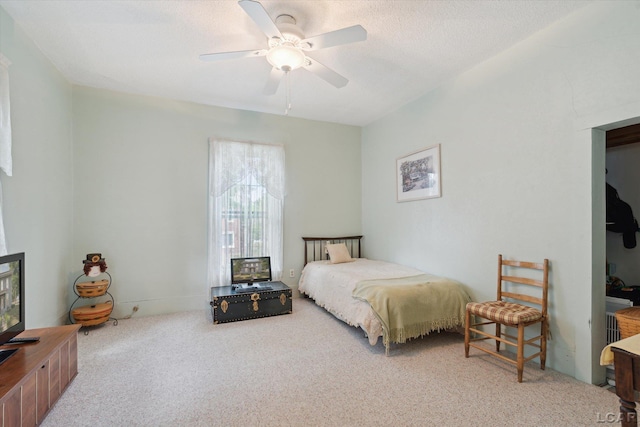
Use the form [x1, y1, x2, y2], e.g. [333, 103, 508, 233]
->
[604, 123, 640, 343]
[592, 122, 640, 384]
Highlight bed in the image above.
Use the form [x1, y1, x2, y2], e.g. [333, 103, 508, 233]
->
[299, 236, 471, 353]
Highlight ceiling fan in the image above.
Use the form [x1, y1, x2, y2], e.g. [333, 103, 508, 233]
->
[199, 0, 367, 96]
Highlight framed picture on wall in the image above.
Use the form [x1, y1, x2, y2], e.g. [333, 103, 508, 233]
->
[396, 144, 441, 202]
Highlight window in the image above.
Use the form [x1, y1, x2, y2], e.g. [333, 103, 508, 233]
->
[222, 230, 235, 249]
[208, 139, 285, 287]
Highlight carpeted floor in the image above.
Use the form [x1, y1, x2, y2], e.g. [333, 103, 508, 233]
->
[42, 297, 619, 427]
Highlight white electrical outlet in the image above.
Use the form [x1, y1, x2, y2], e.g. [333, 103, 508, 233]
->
[289, 269, 295, 277]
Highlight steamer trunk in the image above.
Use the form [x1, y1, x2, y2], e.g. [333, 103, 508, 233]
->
[210, 281, 292, 324]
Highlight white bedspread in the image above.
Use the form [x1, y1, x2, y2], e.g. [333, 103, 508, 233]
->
[298, 258, 430, 345]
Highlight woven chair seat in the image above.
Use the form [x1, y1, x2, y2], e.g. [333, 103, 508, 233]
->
[467, 301, 542, 325]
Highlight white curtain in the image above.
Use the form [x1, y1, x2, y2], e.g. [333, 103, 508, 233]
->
[0, 53, 11, 177]
[208, 139, 285, 287]
[0, 53, 12, 256]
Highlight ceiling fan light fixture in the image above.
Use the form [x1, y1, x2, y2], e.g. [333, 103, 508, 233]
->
[200, 0, 367, 107]
[266, 44, 306, 71]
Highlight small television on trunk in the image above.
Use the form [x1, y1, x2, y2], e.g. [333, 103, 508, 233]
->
[230, 257, 272, 285]
[0, 252, 25, 365]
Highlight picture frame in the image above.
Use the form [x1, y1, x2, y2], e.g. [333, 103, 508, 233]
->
[396, 144, 441, 202]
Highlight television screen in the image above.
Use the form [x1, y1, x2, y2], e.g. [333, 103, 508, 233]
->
[0, 252, 25, 347]
[230, 257, 272, 285]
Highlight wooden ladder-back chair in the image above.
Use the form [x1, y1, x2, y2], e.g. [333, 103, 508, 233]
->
[465, 254, 550, 383]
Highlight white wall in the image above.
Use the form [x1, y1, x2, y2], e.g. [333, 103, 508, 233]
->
[606, 143, 640, 284]
[361, 1, 640, 383]
[72, 87, 361, 317]
[0, 7, 74, 327]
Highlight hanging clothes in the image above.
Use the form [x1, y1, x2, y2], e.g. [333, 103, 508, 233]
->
[606, 182, 638, 249]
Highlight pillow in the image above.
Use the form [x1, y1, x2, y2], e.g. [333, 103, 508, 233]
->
[326, 243, 355, 264]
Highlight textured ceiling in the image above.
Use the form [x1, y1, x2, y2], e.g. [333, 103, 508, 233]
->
[0, 0, 590, 126]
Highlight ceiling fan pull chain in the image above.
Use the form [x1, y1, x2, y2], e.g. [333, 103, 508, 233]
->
[285, 70, 292, 115]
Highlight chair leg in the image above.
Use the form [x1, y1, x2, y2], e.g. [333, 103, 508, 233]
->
[517, 323, 525, 383]
[540, 319, 547, 370]
[495, 323, 501, 353]
[464, 309, 470, 358]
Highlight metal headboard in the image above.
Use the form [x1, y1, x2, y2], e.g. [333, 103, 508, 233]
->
[302, 236, 363, 265]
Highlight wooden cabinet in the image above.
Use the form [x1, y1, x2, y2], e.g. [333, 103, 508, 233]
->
[0, 325, 80, 427]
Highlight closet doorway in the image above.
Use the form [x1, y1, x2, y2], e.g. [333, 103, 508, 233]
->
[605, 123, 640, 293]
[603, 123, 640, 382]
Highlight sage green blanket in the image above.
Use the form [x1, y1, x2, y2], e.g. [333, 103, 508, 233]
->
[352, 274, 470, 352]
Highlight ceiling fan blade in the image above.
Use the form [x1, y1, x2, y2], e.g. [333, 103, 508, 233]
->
[303, 58, 349, 88]
[301, 25, 367, 51]
[264, 67, 285, 95]
[199, 49, 266, 62]
[238, 0, 282, 40]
